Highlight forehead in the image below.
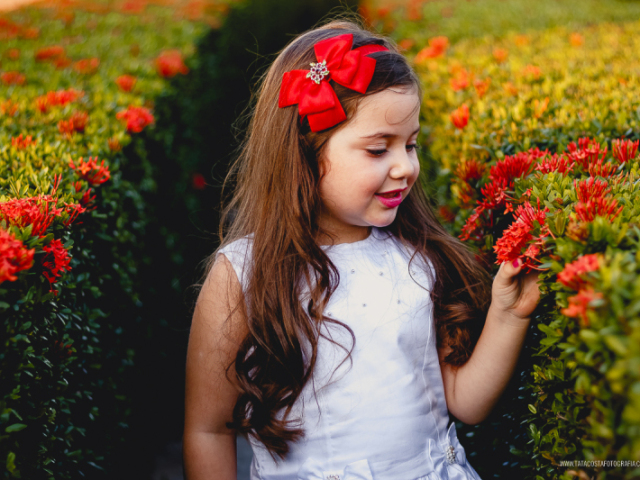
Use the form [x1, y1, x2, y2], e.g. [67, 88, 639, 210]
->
[349, 87, 421, 131]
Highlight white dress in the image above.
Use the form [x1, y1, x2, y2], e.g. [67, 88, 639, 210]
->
[216, 227, 482, 480]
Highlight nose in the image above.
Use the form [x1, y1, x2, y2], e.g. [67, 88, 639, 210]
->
[390, 147, 417, 180]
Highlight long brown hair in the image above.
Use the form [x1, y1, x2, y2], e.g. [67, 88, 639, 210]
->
[200, 19, 492, 460]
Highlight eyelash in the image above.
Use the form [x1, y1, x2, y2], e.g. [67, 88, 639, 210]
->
[367, 144, 420, 156]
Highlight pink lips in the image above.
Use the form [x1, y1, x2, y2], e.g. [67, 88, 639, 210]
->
[375, 188, 406, 208]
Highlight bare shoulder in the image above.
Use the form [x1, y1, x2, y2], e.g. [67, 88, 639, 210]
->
[184, 252, 249, 435]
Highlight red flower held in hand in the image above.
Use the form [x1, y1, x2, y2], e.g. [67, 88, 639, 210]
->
[612, 139, 639, 164]
[116, 105, 155, 133]
[493, 199, 550, 271]
[155, 49, 189, 78]
[42, 238, 72, 292]
[0, 228, 35, 284]
[69, 157, 111, 185]
[557, 254, 600, 291]
[450, 104, 469, 129]
[116, 74, 136, 92]
[561, 287, 604, 327]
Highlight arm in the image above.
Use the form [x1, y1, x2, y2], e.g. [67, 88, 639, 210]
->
[438, 259, 541, 425]
[183, 253, 249, 480]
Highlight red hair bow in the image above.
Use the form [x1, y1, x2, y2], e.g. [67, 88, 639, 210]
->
[278, 34, 388, 132]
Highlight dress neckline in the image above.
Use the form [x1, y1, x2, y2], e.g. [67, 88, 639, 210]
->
[320, 227, 382, 251]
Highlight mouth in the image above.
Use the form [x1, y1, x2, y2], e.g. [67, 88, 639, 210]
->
[375, 188, 407, 208]
[375, 187, 407, 198]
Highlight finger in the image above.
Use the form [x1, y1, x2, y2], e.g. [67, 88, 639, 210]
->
[500, 257, 523, 279]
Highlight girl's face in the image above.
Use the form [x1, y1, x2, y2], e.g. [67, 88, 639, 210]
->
[316, 86, 421, 245]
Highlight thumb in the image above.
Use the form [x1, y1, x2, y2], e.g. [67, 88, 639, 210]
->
[497, 257, 523, 284]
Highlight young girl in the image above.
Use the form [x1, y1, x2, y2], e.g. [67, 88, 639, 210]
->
[183, 19, 540, 480]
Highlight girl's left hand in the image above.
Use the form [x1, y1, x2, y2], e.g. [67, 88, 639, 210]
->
[491, 258, 542, 322]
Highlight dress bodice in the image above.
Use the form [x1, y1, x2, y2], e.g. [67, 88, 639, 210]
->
[216, 227, 481, 480]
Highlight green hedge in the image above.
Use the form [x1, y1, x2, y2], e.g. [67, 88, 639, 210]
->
[0, 3, 208, 478]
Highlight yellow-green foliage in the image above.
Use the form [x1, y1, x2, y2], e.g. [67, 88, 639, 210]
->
[412, 21, 640, 170]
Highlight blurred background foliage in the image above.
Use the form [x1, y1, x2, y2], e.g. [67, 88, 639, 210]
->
[3, 0, 640, 479]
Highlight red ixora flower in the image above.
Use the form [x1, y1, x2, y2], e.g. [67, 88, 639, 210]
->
[573, 177, 623, 223]
[35, 45, 65, 62]
[69, 157, 111, 185]
[611, 139, 639, 164]
[11, 133, 36, 149]
[0, 194, 64, 238]
[155, 49, 189, 78]
[192, 173, 206, 190]
[535, 153, 575, 175]
[450, 104, 469, 129]
[35, 88, 84, 113]
[73, 57, 100, 75]
[0, 227, 35, 284]
[116, 105, 155, 133]
[58, 111, 88, 137]
[42, 238, 72, 293]
[1, 71, 25, 85]
[493, 199, 551, 271]
[557, 253, 601, 291]
[561, 287, 604, 327]
[566, 137, 607, 170]
[414, 36, 449, 62]
[116, 74, 136, 92]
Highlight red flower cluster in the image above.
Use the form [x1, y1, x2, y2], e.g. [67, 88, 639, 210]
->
[450, 104, 469, 129]
[566, 137, 607, 170]
[415, 36, 449, 62]
[535, 153, 575, 175]
[155, 50, 189, 78]
[557, 253, 600, 290]
[1, 99, 18, 116]
[4, 48, 20, 60]
[573, 177, 623, 223]
[58, 111, 88, 137]
[612, 139, 639, 164]
[561, 287, 603, 327]
[493, 199, 551, 271]
[35, 88, 84, 113]
[11, 134, 36, 149]
[42, 238, 72, 293]
[455, 158, 487, 205]
[1, 71, 25, 85]
[74, 181, 97, 210]
[116, 74, 136, 92]
[473, 78, 490, 98]
[35, 45, 65, 62]
[73, 57, 100, 75]
[116, 105, 155, 133]
[450, 68, 470, 91]
[69, 157, 111, 185]
[0, 194, 64, 237]
[0, 228, 35, 284]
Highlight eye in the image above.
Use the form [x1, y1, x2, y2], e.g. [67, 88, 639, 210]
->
[406, 143, 420, 153]
[366, 148, 387, 157]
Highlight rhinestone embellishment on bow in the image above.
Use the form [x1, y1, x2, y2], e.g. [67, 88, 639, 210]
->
[307, 60, 329, 84]
[325, 474, 341, 480]
[445, 445, 457, 465]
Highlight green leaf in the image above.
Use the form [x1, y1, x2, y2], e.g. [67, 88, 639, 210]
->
[5, 423, 27, 433]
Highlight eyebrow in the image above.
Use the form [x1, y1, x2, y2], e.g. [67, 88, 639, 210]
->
[360, 127, 421, 139]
